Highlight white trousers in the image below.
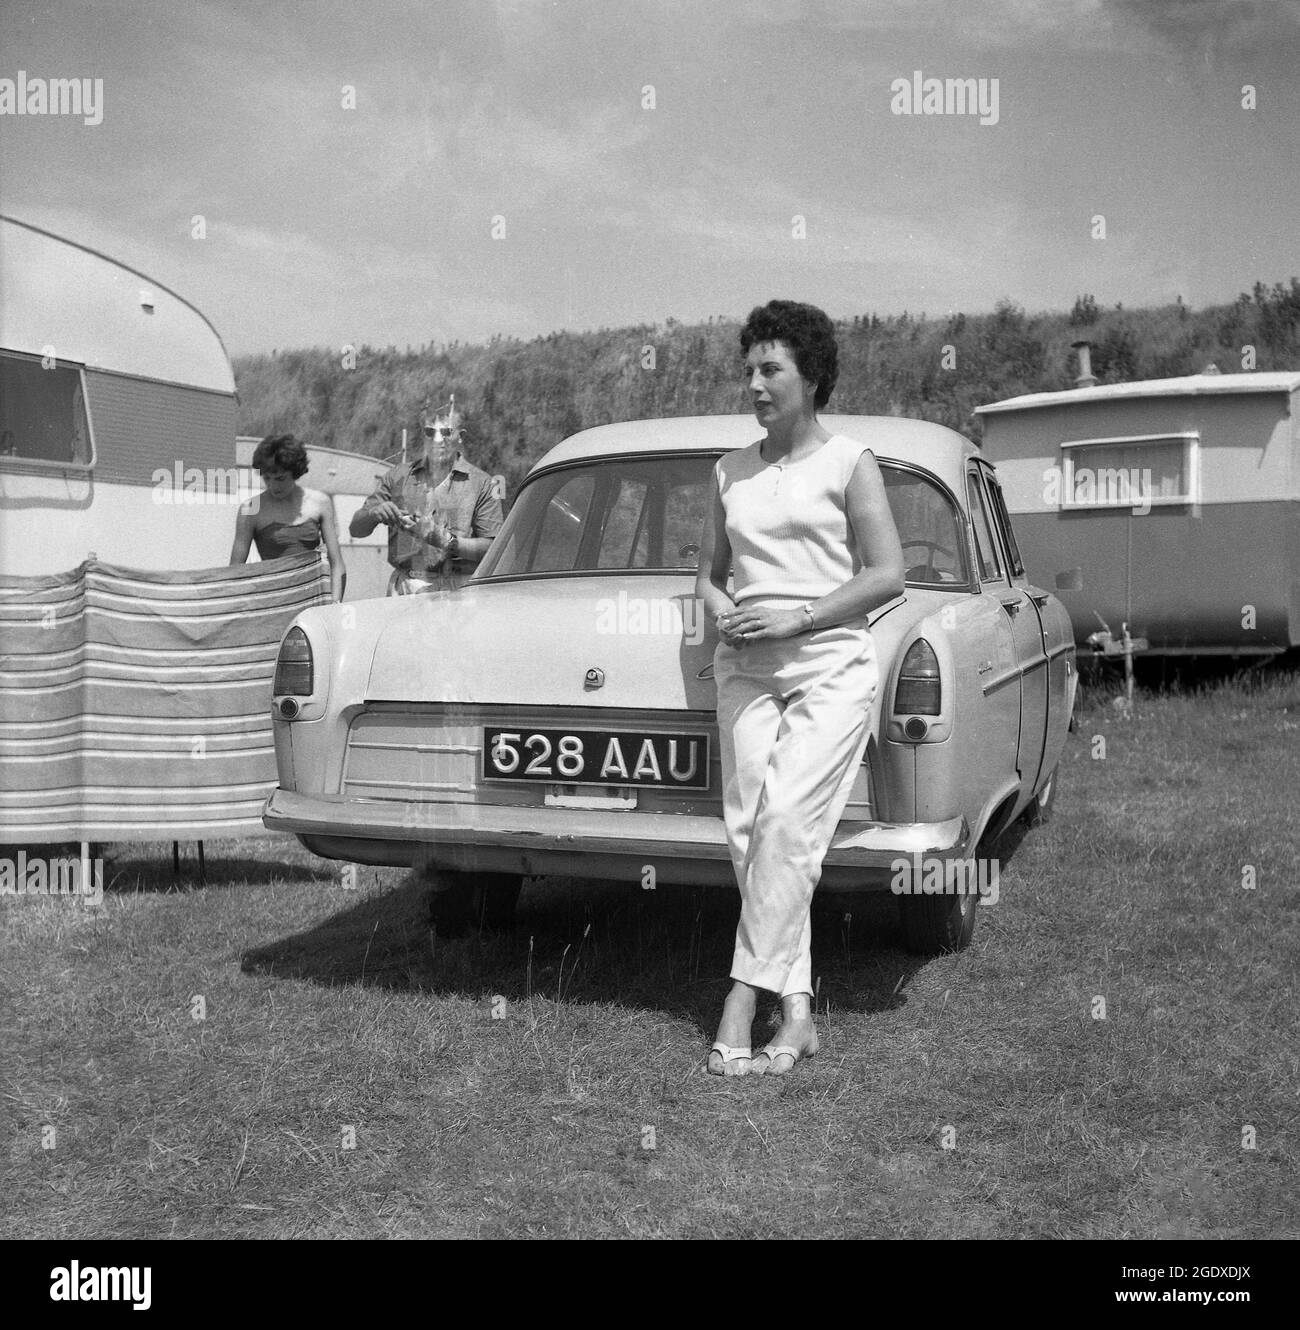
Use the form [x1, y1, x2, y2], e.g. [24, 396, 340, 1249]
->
[714, 620, 878, 997]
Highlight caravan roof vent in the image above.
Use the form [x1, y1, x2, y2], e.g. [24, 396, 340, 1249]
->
[1070, 340, 1097, 388]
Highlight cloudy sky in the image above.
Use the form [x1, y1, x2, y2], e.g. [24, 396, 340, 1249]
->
[2, 0, 1297, 357]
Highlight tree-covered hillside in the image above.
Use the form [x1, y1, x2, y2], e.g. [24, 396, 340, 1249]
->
[234, 281, 1300, 496]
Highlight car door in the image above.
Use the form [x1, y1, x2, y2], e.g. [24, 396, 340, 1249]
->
[968, 463, 1049, 801]
[986, 468, 1073, 781]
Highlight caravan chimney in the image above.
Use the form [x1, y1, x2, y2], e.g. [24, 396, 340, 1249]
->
[1071, 340, 1097, 388]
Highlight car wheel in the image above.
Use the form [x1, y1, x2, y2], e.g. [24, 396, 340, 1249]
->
[428, 871, 523, 938]
[1021, 765, 1059, 828]
[897, 871, 982, 955]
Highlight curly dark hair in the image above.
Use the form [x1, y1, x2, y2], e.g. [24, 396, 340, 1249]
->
[252, 434, 310, 479]
[739, 300, 839, 409]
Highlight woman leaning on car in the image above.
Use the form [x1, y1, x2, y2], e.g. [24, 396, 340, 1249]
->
[695, 300, 905, 1077]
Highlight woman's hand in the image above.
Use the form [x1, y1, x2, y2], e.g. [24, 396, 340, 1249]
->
[717, 605, 805, 645]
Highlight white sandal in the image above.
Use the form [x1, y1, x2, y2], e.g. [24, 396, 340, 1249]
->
[707, 1042, 753, 1076]
[752, 1032, 819, 1076]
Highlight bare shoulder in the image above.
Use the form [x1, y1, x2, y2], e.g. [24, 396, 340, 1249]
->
[846, 444, 884, 485]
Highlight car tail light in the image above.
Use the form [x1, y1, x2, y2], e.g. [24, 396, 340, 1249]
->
[894, 639, 940, 716]
[274, 627, 313, 697]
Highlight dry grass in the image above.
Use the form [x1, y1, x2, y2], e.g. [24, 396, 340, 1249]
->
[2, 668, 1297, 1238]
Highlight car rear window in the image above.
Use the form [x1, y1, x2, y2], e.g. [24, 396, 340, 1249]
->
[476, 452, 968, 586]
[478, 454, 715, 577]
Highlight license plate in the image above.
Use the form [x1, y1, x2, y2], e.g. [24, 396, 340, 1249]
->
[482, 727, 709, 791]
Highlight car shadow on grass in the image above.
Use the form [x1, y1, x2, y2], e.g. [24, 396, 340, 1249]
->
[239, 868, 943, 1036]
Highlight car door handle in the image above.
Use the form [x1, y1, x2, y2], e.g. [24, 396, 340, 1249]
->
[999, 594, 1022, 615]
[1028, 590, 1050, 607]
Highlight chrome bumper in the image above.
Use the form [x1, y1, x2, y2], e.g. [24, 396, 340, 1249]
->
[263, 789, 972, 889]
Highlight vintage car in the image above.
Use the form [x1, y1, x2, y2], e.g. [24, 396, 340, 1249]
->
[263, 415, 1076, 953]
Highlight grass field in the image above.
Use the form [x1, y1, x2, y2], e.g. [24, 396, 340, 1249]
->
[3, 669, 1297, 1239]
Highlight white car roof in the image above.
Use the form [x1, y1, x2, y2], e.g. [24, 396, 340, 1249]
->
[532, 414, 978, 493]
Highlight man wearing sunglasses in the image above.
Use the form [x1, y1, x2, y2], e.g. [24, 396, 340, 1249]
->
[350, 399, 503, 594]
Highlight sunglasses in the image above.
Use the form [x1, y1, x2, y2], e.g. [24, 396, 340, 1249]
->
[422, 426, 457, 440]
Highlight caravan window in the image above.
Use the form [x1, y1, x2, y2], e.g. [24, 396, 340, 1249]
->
[1056, 432, 1198, 508]
[0, 351, 94, 467]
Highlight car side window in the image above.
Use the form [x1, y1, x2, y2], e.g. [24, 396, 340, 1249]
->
[984, 473, 1025, 578]
[966, 472, 1004, 583]
[881, 466, 969, 586]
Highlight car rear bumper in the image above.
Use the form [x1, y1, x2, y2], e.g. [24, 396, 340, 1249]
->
[262, 789, 972, 890]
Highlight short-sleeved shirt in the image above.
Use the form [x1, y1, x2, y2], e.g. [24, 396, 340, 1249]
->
[715, 433, 870, 606]
[360, 452, 503, 576]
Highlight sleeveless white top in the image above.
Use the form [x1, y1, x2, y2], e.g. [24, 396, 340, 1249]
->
[716, 433, 871, 605]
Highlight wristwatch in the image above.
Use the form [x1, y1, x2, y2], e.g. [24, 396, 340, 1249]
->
[801, 602, 816, 631]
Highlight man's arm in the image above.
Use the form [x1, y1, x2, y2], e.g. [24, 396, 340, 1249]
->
[350, 469, 403, 537]
[454, 474, 504, 565]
